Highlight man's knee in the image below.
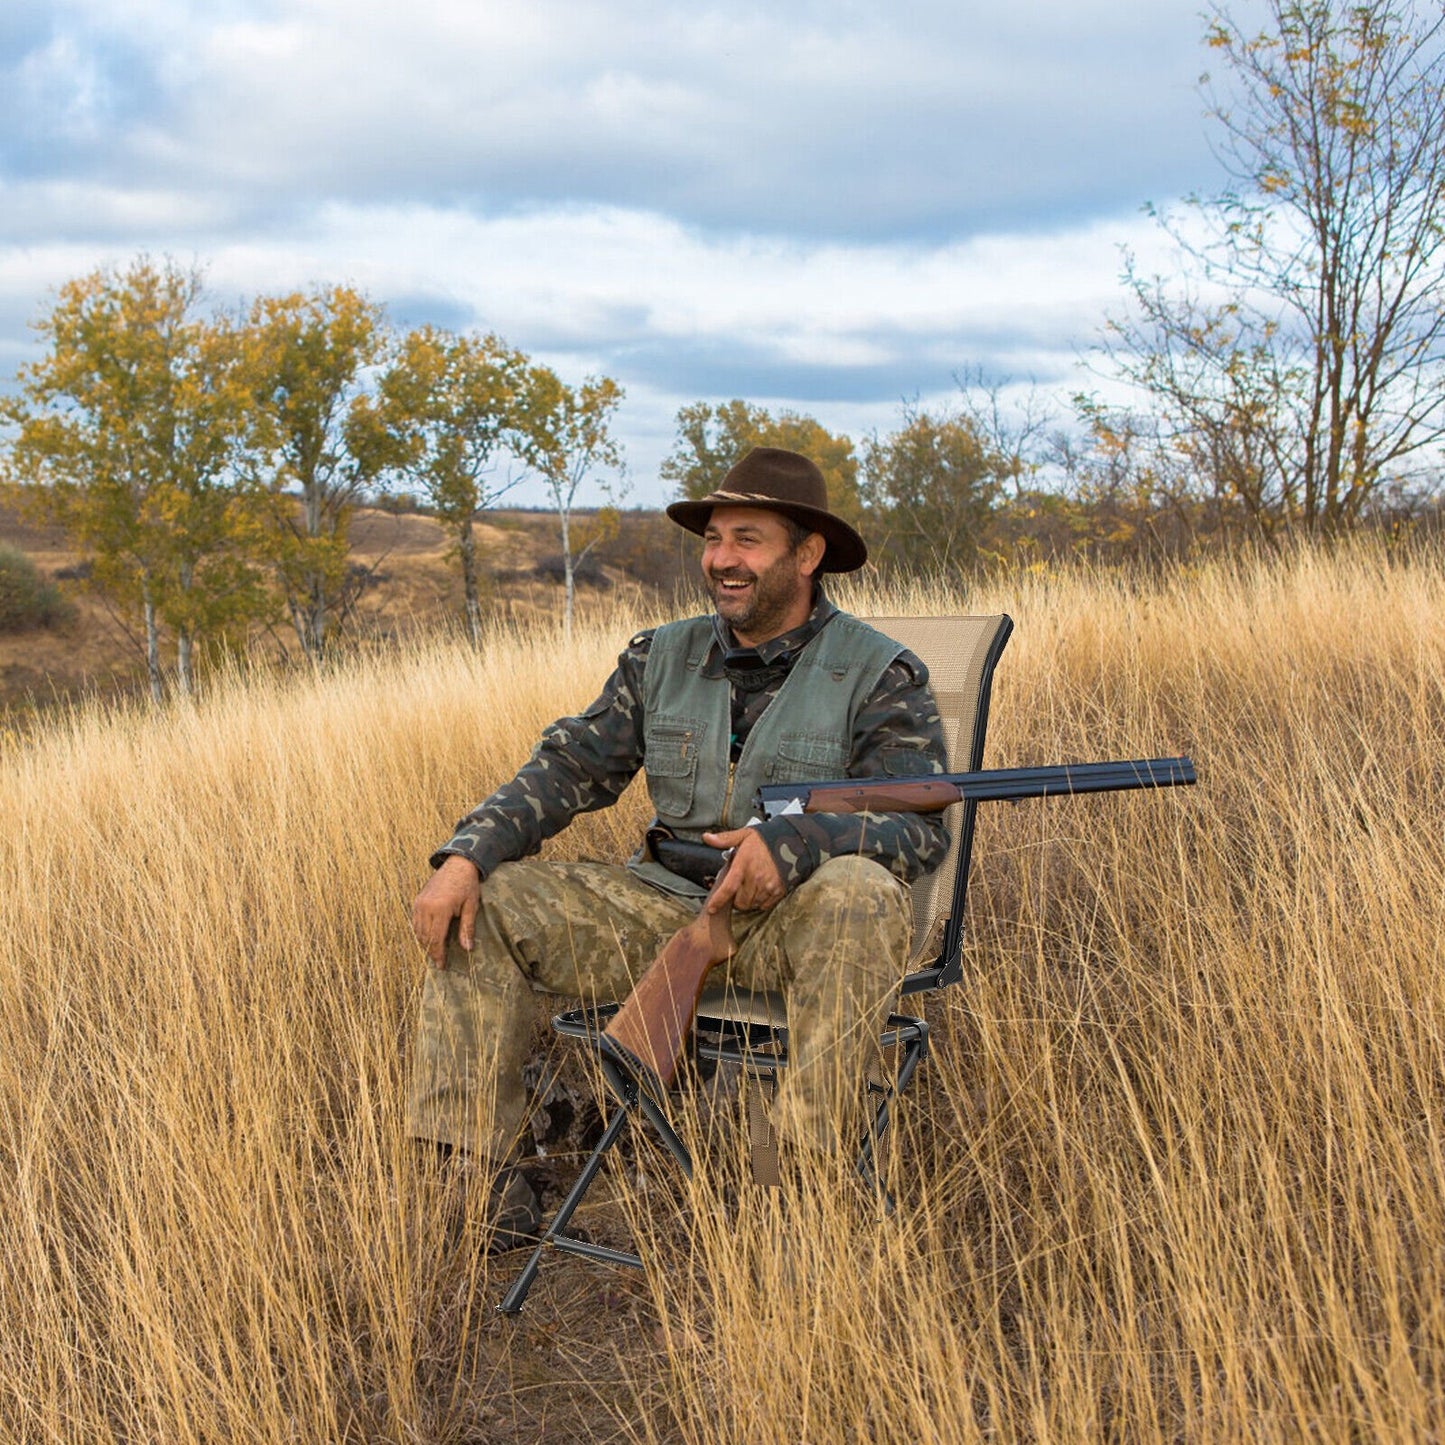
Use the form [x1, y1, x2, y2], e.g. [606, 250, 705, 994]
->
[801, 855, 910, 922]
[469, 859, 687, 999]
[465, 859, 590, 969]
[779, 855, 911, 970]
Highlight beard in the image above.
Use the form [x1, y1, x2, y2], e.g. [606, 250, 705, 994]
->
[705, 551, 808, 640]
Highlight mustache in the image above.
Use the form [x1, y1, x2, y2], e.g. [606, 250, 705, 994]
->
[707, 568, 757, 583]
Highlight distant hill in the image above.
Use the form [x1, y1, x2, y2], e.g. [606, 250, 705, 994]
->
[0, 502, 700, 718]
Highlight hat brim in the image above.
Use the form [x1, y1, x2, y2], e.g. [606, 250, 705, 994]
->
[665, 496, 868, 573]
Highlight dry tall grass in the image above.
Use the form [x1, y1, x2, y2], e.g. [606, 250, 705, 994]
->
[2, 548, 1443, 1441]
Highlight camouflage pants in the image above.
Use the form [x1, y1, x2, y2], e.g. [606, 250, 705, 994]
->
[407, 855, 912, 1162]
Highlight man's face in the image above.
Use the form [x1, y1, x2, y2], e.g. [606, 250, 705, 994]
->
[701, 506, 824, 646]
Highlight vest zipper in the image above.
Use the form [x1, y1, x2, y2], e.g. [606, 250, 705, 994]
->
[722, 760, 736, 828]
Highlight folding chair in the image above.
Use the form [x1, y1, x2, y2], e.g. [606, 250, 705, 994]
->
[498, 613, 1015, 1315]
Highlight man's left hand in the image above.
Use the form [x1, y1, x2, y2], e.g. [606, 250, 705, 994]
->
[701, 826, 786, 913]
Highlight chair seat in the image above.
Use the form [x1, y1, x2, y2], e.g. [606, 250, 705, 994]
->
[695, 982, 788, 1029]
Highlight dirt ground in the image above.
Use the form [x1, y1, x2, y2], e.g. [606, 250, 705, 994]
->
[0, 505, 141, 713]
[446, 1039, 756, 1443]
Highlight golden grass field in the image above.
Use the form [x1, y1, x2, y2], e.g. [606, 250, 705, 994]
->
[1, 544, 1442, 1442]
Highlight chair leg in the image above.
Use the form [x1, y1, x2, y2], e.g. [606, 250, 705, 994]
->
[854, 1016, 929, 1212]
[498, 1096, 633, 1314]
[497, 1049, 693, 1314]
[501, 1013, 929, 1312]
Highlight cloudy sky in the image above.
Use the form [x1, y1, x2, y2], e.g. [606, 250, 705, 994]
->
[1, 0, 1245, 506]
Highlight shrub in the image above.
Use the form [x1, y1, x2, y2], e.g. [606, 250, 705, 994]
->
[0, 544, 73, 631]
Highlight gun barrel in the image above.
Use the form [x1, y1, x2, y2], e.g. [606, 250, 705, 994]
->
[758, 755, 1196, 818]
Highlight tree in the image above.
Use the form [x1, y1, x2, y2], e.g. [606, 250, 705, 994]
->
[1, 258, 262, 700]
[239, 286, 390, 660]
[660, 400, 865, 535]
[377, 327, 528, 646]
[515, 368, 625, 638]
[860, 404, 1003, 574]
[1036, 398, 1226, 563]
[1107, 0, 1445, 537]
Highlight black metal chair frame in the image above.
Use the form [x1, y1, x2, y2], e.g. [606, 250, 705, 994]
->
[499, 614, 1015, 1315]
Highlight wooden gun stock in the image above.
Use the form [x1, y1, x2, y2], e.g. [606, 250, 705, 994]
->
[790, 778, 967, 813]
[601, 861, 735, 1089]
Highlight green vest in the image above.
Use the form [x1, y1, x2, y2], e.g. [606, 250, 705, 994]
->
[626, 611, 904, 898]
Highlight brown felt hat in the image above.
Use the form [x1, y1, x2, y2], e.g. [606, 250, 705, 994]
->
[665, 446, 868, 573]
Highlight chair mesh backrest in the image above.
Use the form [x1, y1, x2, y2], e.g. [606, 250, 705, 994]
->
[865, 615, 1012, 969]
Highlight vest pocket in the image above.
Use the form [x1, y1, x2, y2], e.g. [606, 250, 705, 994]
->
[644, 718, 702, 817]
[768, 732, 849, 784]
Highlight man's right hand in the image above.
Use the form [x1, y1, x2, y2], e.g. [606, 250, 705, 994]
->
[411, 855, 483, 968]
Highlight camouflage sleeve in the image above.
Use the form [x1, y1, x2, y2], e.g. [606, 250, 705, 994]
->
[755, 648, 952, 889]
[429, 632, 653, 877]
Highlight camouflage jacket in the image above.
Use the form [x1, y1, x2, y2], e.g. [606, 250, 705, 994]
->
[433, 594, 951, 891]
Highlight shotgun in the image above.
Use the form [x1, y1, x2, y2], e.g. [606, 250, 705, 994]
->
[758, 754, 1196, 818]
[602, 754, 1196, 1090]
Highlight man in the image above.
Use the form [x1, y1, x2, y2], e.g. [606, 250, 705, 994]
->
[408, 446, 950, 1247]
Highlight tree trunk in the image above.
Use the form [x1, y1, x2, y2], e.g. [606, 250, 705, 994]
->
[559, 505, 575, 643]
[309, 587, 326, 661]
[458, 515, 483, 649]
[175, 560, 195, 697]
[142, 582, 164, 705]
[287, 575, 326, 663]
[287, 595, 316, 664]
[176, 628, 194, 697]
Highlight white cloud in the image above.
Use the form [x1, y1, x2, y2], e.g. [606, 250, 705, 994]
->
[0, 195, 1172, 498]
[279, 199, 1170, 358]
[12, 0, 1220, 235]
[0, 180, 242, 240]
[1, 0, 1247, 502]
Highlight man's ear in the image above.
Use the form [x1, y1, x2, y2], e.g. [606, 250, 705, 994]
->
[797, 531, 826, 577]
